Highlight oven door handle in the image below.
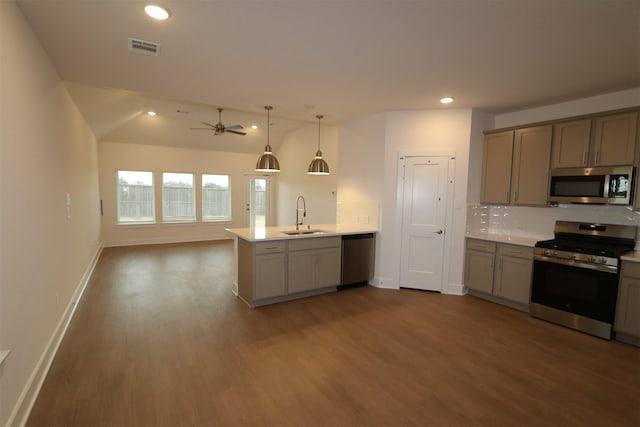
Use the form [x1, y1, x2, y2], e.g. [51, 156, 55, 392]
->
[534, 254, 618, 274]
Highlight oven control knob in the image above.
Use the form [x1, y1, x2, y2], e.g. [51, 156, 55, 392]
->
[544, 249, 552, 256]
[598, 257, 608, 264]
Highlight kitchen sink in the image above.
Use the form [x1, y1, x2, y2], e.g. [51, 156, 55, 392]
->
[281, 229, 327, 235]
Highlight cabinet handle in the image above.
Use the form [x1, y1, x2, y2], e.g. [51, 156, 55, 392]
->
[582, 151, 587, 166]
[515, 191, 519, 202]
[506, 191, 510, 203]
[595, 150, 599, 164]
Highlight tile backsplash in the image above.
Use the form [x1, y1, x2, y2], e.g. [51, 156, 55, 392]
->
[467, 204, 640, 244]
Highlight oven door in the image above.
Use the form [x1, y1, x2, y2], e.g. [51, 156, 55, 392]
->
[531, 259, 619, 324]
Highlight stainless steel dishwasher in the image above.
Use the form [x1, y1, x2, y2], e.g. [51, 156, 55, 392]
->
[340, 233, 375, 288]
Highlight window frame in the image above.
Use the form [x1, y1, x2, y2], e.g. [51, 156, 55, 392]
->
[202, 173, 232, 223]
[116, 170, 156, 225]
[162, 171, 196, 223]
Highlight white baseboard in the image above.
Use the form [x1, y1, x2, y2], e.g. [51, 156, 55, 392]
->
[369, 276, 398, 289]
[443, 283, 466, 295]
[102, 235, 231, 248]
[9, 244, 103, 427]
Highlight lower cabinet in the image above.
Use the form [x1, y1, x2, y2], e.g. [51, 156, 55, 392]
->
[289, 238, 341, 293]
[254, 252, 286, 300]
[237, 236, 341, 307]
[615, 261, 640, 345]
[465, 238, 533, 310]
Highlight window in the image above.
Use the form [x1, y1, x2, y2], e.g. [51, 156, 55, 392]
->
[162, 172, 195, 222]
[117, 170, 155, 223]
[202, 174, 231, 222]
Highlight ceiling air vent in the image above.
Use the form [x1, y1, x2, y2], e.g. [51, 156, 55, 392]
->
[128, 38, 160, 56]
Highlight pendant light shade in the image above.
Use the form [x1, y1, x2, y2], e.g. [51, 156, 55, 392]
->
[307, 115, 330, 175]
[256, 105, 280, 173]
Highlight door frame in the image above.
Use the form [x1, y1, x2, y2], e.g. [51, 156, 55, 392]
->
[395, 150, 456, 292]
[244, 174, 274, 227]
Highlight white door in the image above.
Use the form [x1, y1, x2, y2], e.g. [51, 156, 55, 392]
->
[399, 156, 449, 291]
[245, 176, 271, 227]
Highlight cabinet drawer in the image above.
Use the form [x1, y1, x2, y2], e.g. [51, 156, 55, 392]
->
[497, 243, 533, 259]
[255, 241, 287, 254]
[289, 236, 341, 252]
[622, 260, 640, 279]
[466, 239, 496, 253]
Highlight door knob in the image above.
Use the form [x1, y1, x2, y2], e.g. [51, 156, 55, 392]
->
[434, 230, 443, 234]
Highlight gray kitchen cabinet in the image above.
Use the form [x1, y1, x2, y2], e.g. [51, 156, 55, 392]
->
[551, 119, 592, 168]
[635, 117, 640, 211]
[592, 112, 638, 167]
[464, 239, 496, 294]
[550, 112, 637, 169]
[511, 125, 552, 206]
[615, 261, 640, 344]
[465, 238, 533, 311]
[481, 126, 551, 206]
[481, 130, 514, 204]
[238, 240, 287, 302]
[493, 244, 533, 305]
[288, 237, 341, 294]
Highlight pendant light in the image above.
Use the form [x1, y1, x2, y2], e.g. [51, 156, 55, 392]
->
[255, 105, 280, 172]
[307, 114, 330, 175]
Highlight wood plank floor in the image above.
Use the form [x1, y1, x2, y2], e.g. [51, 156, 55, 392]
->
[27, 240, 640, 426]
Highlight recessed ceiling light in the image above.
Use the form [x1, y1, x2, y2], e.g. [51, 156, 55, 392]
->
[440, 97, 454, 104]
[144, 4, 170, 20]
[251, 125, 258, 129]
[147, 111, 156, 116]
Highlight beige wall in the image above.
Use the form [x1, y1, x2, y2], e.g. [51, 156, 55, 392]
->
[337, 109, 474, 293]
[0, 2, 101, 425]
[98, 142, 260, 246]
[274, 123, 338, 227]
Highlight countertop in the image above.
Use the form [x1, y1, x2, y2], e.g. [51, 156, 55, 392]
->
[621, 251, 640, 263]
[465, 231, 549, 248]
[225, 224, 377, 242]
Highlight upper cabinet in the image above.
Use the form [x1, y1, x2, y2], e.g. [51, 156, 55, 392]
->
[481, 126, 552, 206]
[551, 112, 638, 168]
[592, 112, 638, 166]
[551, 119, 591, 168]
[512, 125, 552, 206]
[481, 130, 514, 204]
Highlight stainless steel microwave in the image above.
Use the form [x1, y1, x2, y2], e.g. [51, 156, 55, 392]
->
[548, 166, 634, 205]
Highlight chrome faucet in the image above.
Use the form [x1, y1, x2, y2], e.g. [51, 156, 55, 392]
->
[295, 195, 307, 230]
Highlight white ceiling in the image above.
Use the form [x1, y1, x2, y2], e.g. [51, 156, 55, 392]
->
[16, 0, 640, 154]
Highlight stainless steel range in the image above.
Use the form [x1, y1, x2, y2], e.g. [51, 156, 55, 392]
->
[531, 221, 636, 339]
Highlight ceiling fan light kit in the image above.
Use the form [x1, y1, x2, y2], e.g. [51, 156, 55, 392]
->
[307, 115, 330, 175]
[256, 106, 281, 173]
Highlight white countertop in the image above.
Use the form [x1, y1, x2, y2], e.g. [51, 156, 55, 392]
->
[465, 231, 548, 248]
[226, 224, 377, 242]
[621, 251, 640, 263]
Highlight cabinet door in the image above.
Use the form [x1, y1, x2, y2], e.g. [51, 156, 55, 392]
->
[616, 263, 640, 337]
[465, 249, 495, 294]
[494, 254, 532, 304]
[254, 253, 286, 299]
[481, 131, 514, 204]
[592, 112, 638, 166]
[315, 248, 341, 288]
[288, 251, 316, 294]
[512, 125, 552, 206]
[551, 119, 591, 168]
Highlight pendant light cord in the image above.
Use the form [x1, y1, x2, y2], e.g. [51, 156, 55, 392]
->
[316, 115, 323, 153]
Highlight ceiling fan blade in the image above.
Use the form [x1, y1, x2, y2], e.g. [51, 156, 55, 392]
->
[201, 121, 217, 128]
[225, 124, 244, 130]
[190, 127, 214, 130]
[226, 129, 247, 136]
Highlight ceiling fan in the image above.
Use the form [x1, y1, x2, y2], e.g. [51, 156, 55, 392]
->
[190, 108, 246, 135]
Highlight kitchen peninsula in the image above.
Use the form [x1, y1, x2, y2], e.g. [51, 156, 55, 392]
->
[226, 224, 377, 307]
